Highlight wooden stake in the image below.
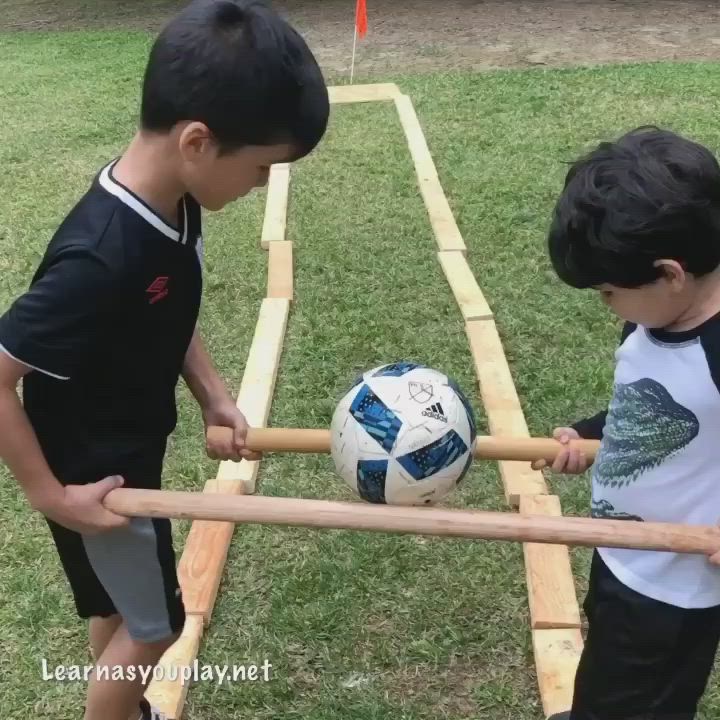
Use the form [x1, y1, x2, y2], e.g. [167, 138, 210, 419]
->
[104, 489, 720, 555]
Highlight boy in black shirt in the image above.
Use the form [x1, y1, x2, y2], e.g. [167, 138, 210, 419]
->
[0, 2, 328, 718]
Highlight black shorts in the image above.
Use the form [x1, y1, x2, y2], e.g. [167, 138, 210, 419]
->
[44, 437, 185, 643]
[567, 550, 720, 720]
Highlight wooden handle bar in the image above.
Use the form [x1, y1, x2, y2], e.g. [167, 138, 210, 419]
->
[103, 488, 720, 556]
[208, 426, 600, 463]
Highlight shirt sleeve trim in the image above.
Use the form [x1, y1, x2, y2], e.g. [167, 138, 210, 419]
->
[0, 343, 70, 381]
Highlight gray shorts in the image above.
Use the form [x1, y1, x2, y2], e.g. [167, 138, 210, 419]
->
[45, 438, 185, 643]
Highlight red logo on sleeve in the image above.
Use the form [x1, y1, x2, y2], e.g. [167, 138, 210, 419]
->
[146, 276, 169, 304]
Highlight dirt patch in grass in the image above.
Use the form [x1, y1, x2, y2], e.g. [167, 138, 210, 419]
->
[4, 0, 720, 77]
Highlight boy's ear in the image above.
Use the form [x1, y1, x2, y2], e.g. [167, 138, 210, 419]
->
[177, 121, 215, 162]
[653, 259, 686, 289]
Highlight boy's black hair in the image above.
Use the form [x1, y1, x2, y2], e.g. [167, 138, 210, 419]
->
[548, 126, 720, 288]
[140, 0, 328, 159]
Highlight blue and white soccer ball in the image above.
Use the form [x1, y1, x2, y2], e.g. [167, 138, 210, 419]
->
[330, 362, 477, 506]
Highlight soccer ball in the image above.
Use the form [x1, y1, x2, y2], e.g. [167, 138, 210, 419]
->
[330, 362, 477, 505]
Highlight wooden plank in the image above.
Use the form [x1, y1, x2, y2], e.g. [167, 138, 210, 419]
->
[178, 520, 236, 624]
[520, 495, 581, 630]
[231, 298, 289, 428]
[215, 458, 258, 486]
[260, 163, 290, 250]
[178, 476, 243, 624]
[267, 241, 293, 300]
[465, 320, 548, 505]
[217, 297, 290, 493]
[437, 251, 493, 321]
[532, 628, 583, 718]
[145, 615, 204, 720]
[201, 475, 247, 494]
[328, 83, 400, 104]
[394, 94, 466, 253]
[465, 319, 531, 435]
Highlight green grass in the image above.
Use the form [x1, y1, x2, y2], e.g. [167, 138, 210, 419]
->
[2, 31, 720, 719]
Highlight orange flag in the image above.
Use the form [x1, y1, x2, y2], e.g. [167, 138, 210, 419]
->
[355, 0, 367, 38]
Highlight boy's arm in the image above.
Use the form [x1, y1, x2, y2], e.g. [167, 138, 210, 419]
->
[533, 322, 634, 471]
[181, 327, 261, 462]
[181, 326, 231, 413]
[0, 353, 65, 510]
[0, 352, 128, 533]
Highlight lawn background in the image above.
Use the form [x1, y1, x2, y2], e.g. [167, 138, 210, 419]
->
[1, 31, 720, 719]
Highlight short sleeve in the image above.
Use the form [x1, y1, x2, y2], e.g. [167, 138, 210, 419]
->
[571, 410, 607, 440]
[699, 319, 720, 398]
[0, 246, 118, 380]
[621, 321, 636, 344]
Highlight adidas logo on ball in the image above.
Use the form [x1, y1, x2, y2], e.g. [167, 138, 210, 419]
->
[422, 402, 447, 422]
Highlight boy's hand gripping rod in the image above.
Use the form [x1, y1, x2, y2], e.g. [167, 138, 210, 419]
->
[102, 427, 720, 557]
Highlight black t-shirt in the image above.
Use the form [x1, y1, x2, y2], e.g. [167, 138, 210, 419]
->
[0, 160, 203, 469]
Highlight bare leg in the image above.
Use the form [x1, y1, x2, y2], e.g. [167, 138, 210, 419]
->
[89, 616, 147, 720]
[89, 614, 122, 661]
[83, 622, 179, 720]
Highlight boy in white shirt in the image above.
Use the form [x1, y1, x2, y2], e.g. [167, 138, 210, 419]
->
[539, 126, 720, 719]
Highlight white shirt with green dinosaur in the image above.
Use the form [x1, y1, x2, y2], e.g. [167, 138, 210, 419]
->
[575, 316, 720, 609]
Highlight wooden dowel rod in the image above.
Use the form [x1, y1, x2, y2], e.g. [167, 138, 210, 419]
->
[208, 426, 600, 463]
[103, 489, 720, 556]
[472, 435, 599, 462]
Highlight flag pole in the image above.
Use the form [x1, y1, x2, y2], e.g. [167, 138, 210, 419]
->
[350, 22, 358, 83]
[351, 0, 367, 84]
